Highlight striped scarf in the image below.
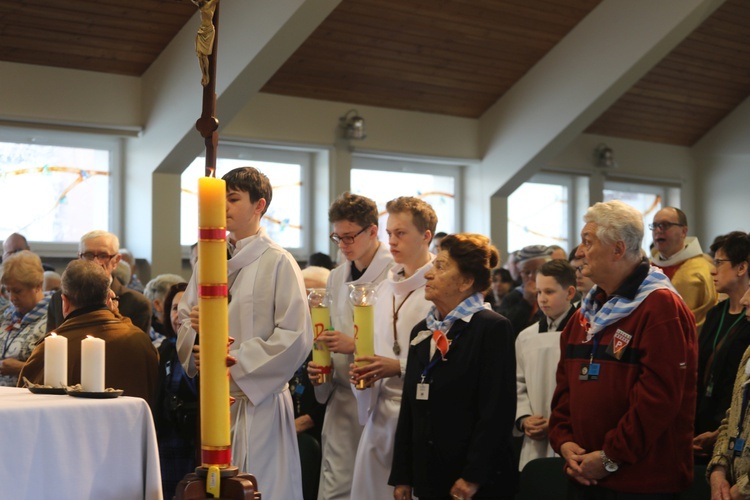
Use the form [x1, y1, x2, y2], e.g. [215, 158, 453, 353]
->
[580, 265, 676, 341]
[426, 292, 488, 358]
[4, 291, 53, 330]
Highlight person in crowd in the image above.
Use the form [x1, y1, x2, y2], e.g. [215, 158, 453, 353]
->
[301, 265, 330, 290]
[46, 230, 152, 335]
[486, 267, 515, 311]
[390, 233, 517, 500]
[693, 232, 750, 461]
[0, 267, 7, 314]
[119, 248, 145, 293]
[308, 252, 335, 270]
[2, 233, 54, 271]
[112, 260, 132, 288]
[569, 248, 595, 306]
[306, 192, 394, 500]
[497, 245, 553, 335]
[189, 242, 198, 270]
[20, 260, 158, 402]
[152, 282, 197, 500]
[504, 250, 522, 286]
[708, 288, 750, 499]
[515, 259, 578, 470]
[144, 273, 186, 347]
[42, 270, 61, 292]
[430, 231, 448, 254]
[549, 244, 568, 260]
[0, 251, 51, 386]
[650, 207, 717, 333]
[176, 166, 311, 500]
[349, 196, 436, 500]
[549, 200, 697, 499]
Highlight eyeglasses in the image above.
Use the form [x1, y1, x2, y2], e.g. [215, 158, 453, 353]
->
[329, 225, 371, 245]
[648, 222, 685, 231]
[79, 252, 117, 262]
[713, 258, 733, 267]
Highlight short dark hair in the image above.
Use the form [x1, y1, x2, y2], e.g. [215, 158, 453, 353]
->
[710, 231, 750, 266]
[162, 282, 188, 339]
[440, 233, 499, 294]
[308, 252, 334, 270]
[385, 197, 438, 237]
[491, 267, 514, 284]
[537, 259, 576, 289]
[61, 260, 110, 309]
[222, 167, 272, 215]
[665, 206, 688, 226]
[328, 192, 379, 228]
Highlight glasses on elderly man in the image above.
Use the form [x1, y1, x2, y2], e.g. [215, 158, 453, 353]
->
[330, 225, 371, 245]
[648, 222, 685, 231]
[79, 252, 118, 262]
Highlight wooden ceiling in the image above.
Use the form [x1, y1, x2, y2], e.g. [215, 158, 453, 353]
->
[2, 0, 750, 146]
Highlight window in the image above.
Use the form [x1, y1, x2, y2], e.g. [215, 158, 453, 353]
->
[507, 174, 573, 253]
[350, 156, 461, 241]
[604, 180, 678, 254]
[0, 127, 117, 252]
[181, 145, 310, 253]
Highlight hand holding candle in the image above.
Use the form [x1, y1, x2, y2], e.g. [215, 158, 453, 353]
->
[81, 336, 105, 392]
[349, 283, 377, 390]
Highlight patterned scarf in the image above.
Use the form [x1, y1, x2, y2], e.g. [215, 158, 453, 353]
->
[425, 292, 488, 359]
[3, 291, 52, 330]
[580, 265, 676, 341]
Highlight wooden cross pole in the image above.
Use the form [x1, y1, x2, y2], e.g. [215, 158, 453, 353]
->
[194, 0, 220, 177]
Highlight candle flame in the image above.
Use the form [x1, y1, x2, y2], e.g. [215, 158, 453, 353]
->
[207, 167, 216, 178]
[50, 332, 57, 338]
[86, 335, 94, 339]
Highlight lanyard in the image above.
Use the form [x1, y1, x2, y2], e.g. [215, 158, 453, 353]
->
[713, 301, 746, 351]
[2, 322, 22, 359]
[589, 331, 601, 365]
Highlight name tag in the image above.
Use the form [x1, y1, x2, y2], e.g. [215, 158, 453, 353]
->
[416, 383, 429, 401]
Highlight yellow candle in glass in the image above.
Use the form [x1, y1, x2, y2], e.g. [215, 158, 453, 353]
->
[311, 306, 332, 383]
[197, 176, 231, 467]
[353, 304, 375, 390]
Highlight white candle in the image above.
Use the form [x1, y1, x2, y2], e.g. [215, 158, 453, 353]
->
[43, 333, 67, 387]
[81, 336, 105, 392]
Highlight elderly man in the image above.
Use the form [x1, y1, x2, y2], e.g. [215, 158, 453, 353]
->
[650, 207, 716, 333]
[549, 200, 697, 499]
[496, 245, 553, 335]
[3, 233, 54, 271]
[20, 260, 158, 403]
[46, 230, 151, 335]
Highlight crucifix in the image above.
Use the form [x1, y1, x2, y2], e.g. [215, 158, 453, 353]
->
[174, 2, 260, 498]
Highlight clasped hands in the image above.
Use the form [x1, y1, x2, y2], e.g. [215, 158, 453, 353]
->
[560, 442, 610, 486]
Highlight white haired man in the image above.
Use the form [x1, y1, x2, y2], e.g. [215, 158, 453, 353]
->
[46, 230, 151, 335]
[549, 200, 697, 499]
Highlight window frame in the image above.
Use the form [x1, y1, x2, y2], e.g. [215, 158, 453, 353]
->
[0, 125, 121, 258]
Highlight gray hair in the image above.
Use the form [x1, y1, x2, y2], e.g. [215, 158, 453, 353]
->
[112, 260, 131, 286]
[583, 201, 643, 258]
[144, 273, 186, 303]
[79, 230, 120, 253]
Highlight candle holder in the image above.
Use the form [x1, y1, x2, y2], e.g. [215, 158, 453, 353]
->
[348, 283, 377, 390]
[308, 288, 333, 384]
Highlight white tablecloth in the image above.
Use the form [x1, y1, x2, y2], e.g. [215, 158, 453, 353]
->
[0, 386, 163, 499]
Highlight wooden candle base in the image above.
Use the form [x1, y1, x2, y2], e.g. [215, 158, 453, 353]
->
[174, 467, 260, 500]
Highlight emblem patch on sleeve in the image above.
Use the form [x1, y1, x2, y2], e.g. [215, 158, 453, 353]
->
[606, 329, 632, 360]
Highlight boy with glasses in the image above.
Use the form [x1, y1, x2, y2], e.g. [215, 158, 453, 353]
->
[46, 230, 151, 334]
[307, 192, 394, 500]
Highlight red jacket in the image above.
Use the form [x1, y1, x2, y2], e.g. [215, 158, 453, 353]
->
[549, 278, 697, 493]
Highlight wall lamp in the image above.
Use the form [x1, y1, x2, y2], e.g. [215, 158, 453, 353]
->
[339, 109, 366, 140]
[594, 143, 618, 168]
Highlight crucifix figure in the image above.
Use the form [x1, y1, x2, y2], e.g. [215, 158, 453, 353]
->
[192, 0, 218, 87]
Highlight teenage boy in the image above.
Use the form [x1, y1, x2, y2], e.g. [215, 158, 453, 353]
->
[176, 167, 312, 500]
[307, 192, 394, 500]
[349, 196, 437, 500]
[514, 259, 577, 470]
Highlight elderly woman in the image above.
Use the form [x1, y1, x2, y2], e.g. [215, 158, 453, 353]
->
[389, 233, 517, 500]
[694, 232, 750, 461]
[0, 250, 51, 386]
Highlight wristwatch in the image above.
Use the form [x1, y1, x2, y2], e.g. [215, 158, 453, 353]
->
[600, 450, 619, 473]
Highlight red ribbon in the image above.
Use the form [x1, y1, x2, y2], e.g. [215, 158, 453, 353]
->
[319, 365, 332, 374]
[432, 330, 449, 359]
[199, 284, 228, 298]
[201, 447, 231, 466]
[198, 228, 226, 241]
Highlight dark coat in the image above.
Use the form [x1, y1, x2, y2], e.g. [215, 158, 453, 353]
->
[389, 309, 518, 499]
